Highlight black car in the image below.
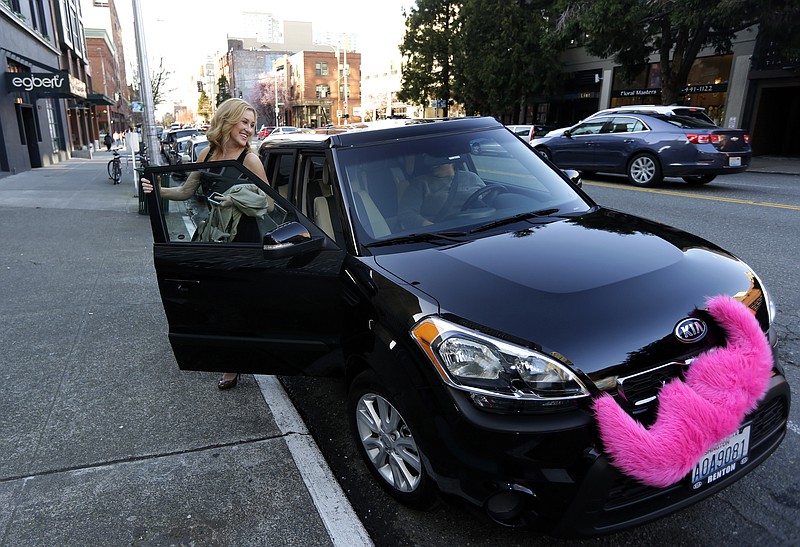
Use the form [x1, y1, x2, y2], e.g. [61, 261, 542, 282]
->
[143, 117, 788, 537]
[533, 112, 751, 186]
[160, 127, 202, 162]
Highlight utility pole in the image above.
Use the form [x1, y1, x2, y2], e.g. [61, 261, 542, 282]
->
[343, 35, 348, 124]
[131, 0, 159, 164]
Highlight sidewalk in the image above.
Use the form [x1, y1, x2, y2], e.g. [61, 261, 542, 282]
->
[0, 152, 371, 546]
[748, 155, 800, 176]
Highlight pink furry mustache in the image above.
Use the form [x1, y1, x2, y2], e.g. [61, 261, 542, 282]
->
[594, 295, 773, 487]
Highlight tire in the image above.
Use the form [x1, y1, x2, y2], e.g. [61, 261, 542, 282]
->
[111, 160, 122, 184]
[107, 159, 115, 179]
[535, 147, 551, 161]
[347, 371, 437, 508]
[627, 153, 662, 187]
[682, 174, 716, 185]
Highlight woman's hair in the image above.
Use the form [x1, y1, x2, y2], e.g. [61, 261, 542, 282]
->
[206, 98, 257, 151]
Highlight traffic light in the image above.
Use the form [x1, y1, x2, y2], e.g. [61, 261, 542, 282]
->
[197, 81, 203, 92]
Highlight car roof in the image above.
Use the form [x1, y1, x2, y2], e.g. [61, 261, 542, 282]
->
[330, 117, 502, 147]
[258, 118, 504, 152]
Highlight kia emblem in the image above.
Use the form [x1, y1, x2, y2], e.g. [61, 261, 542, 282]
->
[674, 318, 707, 343]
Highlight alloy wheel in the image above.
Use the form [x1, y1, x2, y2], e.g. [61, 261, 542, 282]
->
[628, 154, 662, 186]
[355, 392, 423, 493]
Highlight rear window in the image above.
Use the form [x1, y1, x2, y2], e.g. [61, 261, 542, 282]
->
[654, 114, 717, 129]
[671, 109, 715, 125]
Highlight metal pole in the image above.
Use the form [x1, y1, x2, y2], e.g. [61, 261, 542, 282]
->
[343, 35, 348, 123]
[131, 0, 159, 166]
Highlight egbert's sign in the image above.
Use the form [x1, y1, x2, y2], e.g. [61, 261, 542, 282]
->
[5, 71, 85, 98]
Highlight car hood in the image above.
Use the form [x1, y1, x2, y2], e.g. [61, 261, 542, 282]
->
[372, 208, 760, 378]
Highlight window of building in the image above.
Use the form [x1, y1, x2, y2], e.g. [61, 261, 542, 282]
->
[316, 84, 330, 98]
[315, 62, 328, 76]
[46, 99, 63, 153]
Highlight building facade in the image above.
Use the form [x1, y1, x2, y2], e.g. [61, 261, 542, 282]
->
[1, 0, 94, 175]
[282, 49, 362, 127]
[81, 0, 131, 142]
[528, 26, 799, 156]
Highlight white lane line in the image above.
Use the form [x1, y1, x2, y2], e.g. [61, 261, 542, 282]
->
[255, 375, 374, 547]
[788, 421, 800, 436]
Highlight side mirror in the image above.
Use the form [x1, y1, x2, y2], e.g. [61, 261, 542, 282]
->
[563, 129, 572, 138]
[562, 169, 582, 188]
[263, 221, 323, 258]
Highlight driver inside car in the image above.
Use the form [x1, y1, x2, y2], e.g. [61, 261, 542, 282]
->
[398, 154, 485, 229]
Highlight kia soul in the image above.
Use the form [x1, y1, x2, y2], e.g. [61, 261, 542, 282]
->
[144, 117, 789, 537]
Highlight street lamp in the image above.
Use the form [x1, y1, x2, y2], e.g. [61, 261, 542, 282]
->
[320, 43, 341, 124]
[274, 64, 284, 127]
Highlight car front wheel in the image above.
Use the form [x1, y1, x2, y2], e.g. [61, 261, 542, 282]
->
[535, 147, 551, 161]
[682, 175, 717, 185]
[347, 371, 436, 508]
[627, 153, 663, 187]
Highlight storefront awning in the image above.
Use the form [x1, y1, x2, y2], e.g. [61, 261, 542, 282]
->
[86, 93, 115, 106]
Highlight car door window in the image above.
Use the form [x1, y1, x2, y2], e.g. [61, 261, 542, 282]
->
[149, 161, 293, 244]
[606, 117, 646, 133]
[265, 152, 295, 199]
[570, 120, 607, 136]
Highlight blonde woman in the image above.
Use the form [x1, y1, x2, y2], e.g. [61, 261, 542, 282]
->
[141, 98, 269, 390]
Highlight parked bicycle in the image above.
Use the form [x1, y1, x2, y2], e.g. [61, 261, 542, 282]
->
[107, 150, 122, 184]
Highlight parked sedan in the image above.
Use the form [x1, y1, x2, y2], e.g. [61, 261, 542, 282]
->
[533, 112, 751, 186]
[143, 117, 787, 537]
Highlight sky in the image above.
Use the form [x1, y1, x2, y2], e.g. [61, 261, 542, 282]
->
[117, 0, 413, 112]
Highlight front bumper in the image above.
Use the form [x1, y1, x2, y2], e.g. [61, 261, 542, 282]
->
[420, 371, 789, 536]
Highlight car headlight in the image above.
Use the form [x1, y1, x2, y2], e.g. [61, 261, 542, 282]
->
[411, 316, 589, 412]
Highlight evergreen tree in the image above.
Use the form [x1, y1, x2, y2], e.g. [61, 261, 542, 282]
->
[197, 91, 212, 122]
[217, 75, 232, 106]
[398, 0, 460, 116]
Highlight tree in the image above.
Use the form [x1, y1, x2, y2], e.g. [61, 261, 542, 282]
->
[216, 75, 232, 106]
[453, 0, 563, 121]
[248, 73, 290, 127]
[197, 90, 212, 122]
[149, 57, 173, 109]
[128, 57, 174, 126]
[398, 0, 460, 116]
[553, 0, 798, 105]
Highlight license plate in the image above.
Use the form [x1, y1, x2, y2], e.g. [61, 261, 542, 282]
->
[689, 425, 750, 489]
[729, 156, 742, 167]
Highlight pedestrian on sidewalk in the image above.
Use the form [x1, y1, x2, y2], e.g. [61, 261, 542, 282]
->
[104, 133, 113, 152]
[140, 98, 269, 391]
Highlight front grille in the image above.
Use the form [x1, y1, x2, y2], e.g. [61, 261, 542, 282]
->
[616, 361, 687, 409]
[602, 394, 789, 510]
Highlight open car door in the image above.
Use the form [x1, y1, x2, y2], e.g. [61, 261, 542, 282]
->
[144, 159, 346, 376]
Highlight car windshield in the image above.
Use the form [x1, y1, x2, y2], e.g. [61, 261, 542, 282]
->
[334, 126, 591, 247]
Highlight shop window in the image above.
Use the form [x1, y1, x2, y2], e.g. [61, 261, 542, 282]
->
[686, 54, 732, 86]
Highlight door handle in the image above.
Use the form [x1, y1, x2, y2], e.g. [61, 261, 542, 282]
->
[164, 278, 200, 292]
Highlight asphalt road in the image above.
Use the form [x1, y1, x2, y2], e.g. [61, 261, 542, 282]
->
[280, 169, 800, 547]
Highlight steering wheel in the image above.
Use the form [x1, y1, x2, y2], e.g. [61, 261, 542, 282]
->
[461, 184, 508, 211]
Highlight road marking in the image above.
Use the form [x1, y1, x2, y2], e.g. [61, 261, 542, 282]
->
[255, 375, 374, 547]
[584, 181, 800, 211]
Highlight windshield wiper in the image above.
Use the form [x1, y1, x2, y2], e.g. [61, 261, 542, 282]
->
[365, 231, 466, 248]
[469, 208, 561, 234]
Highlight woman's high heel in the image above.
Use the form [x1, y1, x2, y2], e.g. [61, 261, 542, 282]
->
[218, 373, 240, 390]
